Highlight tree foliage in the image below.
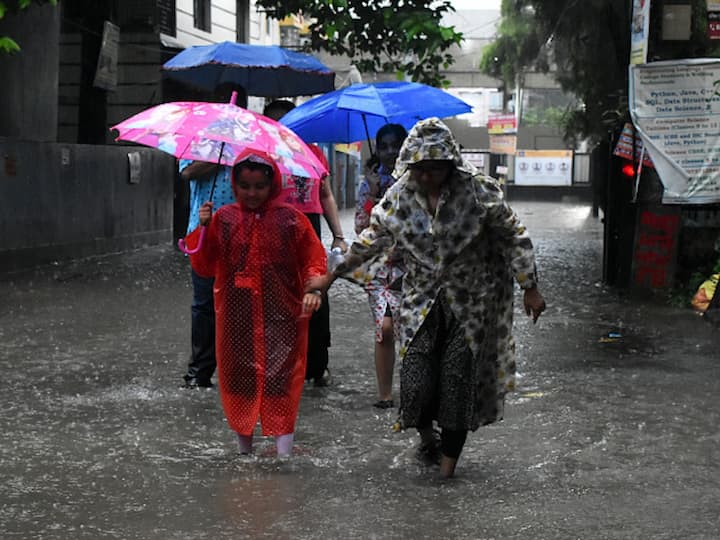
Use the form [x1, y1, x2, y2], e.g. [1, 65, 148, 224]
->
[481, 0, 720, 143]
[0, 0, 57, 53]
[479, 1, 545, 87]
[254, 0, 463, 87]
[480, 0, 632, 143]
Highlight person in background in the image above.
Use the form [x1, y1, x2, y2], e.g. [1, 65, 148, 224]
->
[263, 99, 348, 387]
[307, 118, 546, 478]
[354, 124, 408, 409]
[185, 154, 326, 456]
[181, 84, 248, 389]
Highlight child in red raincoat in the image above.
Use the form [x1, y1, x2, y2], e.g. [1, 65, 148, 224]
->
[184, 153, 327, 456]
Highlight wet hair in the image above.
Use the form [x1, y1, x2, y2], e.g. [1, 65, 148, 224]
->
[375, 123, 407, 147]
[365, 123, 407, 168]
[232, 160, 274, 183]
[263, 99, 296, 120]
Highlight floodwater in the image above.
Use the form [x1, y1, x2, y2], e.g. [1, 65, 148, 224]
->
[1, 201, 719, 539]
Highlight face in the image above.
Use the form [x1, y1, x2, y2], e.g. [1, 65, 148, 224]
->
[409, 160, 453, 192]
[377, 132, 404, 170]
[233, 168, 273, 209]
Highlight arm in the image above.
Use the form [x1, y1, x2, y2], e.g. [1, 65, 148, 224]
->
[483, 178, 546, 323]
[186, 202, 217, 278]
[297, 213, 329, 315]
[319, 178, 348, 252]
[307, 198, 395, 294]
[180, 161, 223, 182]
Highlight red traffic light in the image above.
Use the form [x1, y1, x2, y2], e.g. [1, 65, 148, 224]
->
[621, 162, 635, 178]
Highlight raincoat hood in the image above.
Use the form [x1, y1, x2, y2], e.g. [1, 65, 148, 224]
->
[394, 117, 476, 180]
[231, 151, 284, 210]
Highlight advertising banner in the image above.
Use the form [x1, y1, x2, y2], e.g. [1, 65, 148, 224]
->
[514, 150, 573, 186]
[487, 114, 517, 135]
[629, 59, 720, 204]
[489, 135, 517, 155]
[709, 11, 720, 40]
[631, 207, 680, 290]
[613, 122, 654, 167]
[335, 142, 362, 157]
[461, 151, 486, 171]
[630, 0, 651, 64]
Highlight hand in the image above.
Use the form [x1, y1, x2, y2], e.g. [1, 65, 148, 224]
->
[199, 201, 214, 226]
[306, 273, 335, 294]
[523, 286, 546, 324]
[302, 291, 322, 315]
[331, 237, 348, 252]
[367, 178, 380, 198]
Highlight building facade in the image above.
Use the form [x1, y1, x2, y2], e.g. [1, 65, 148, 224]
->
[0, 1, 284, 271]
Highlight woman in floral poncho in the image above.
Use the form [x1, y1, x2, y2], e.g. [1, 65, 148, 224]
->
[309, 118, 546, 477]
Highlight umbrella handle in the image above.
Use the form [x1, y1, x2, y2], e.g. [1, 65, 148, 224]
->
[208, 141, 226, 203]
[177, 226, 207, 255]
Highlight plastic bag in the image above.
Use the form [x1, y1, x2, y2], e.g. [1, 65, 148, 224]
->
[691, 273, 719, 313]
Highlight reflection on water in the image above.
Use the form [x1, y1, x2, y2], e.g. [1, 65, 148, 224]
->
[2, 203, 719, 538]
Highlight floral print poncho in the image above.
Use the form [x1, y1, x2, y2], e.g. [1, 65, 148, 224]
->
[336, 118, 538, 395]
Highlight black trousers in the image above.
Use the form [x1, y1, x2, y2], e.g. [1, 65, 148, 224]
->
[305, 213, 330, 380]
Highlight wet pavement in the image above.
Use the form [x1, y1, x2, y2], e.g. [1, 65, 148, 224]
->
[2, 200, 719, 539]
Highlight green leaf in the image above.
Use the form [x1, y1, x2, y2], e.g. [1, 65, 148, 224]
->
[255, 0, 461, 87]
[0, 3, 6, 19]
[19, 0, 31, 9]
[0, 36, 20, 53]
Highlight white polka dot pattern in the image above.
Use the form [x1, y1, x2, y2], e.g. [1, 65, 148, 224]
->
[187, 201, 327, 436]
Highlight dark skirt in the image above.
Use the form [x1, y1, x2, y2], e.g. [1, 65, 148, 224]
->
[400, 292, 504, 432]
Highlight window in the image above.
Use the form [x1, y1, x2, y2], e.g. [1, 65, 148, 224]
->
[236, 0, 249, 43]
[194, 0, 211, 32]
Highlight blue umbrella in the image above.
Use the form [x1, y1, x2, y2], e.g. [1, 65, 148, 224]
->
[279, 82, 473, 150]
[162, 41, 335, 97]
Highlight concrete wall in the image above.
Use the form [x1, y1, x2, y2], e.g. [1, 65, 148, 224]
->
[0, 140, 176, 273]
[443, 118, 568, 154]
[0, 3, 60, 142]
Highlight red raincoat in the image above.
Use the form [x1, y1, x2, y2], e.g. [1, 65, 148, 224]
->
[185, 161, 326, 436]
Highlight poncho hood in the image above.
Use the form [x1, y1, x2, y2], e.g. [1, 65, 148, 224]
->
[393, 117, 476, 181]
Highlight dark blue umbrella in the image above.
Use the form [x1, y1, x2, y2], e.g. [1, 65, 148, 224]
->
[162, 41, 335, 97]
[279, 82, 473, 150]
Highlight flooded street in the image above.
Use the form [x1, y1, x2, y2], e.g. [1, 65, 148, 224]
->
[2, 200, 719, 539]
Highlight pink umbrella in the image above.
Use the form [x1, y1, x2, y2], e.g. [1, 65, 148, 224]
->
[112, 92, 326, 182]
[111, 92, 328, 253]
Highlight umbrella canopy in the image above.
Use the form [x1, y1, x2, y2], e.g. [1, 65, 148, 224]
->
[279, 82, 473, 146]
[111, 93, 328, 181]
[162, 41, 335, 97]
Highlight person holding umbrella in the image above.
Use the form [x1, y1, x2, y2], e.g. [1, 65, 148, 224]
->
[181, 83, 247, 389]
[263, 100, 348, 388]
[354, 123, 408, 409]
[307, 118, 546, 478]
[111, 88, 332, 403]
